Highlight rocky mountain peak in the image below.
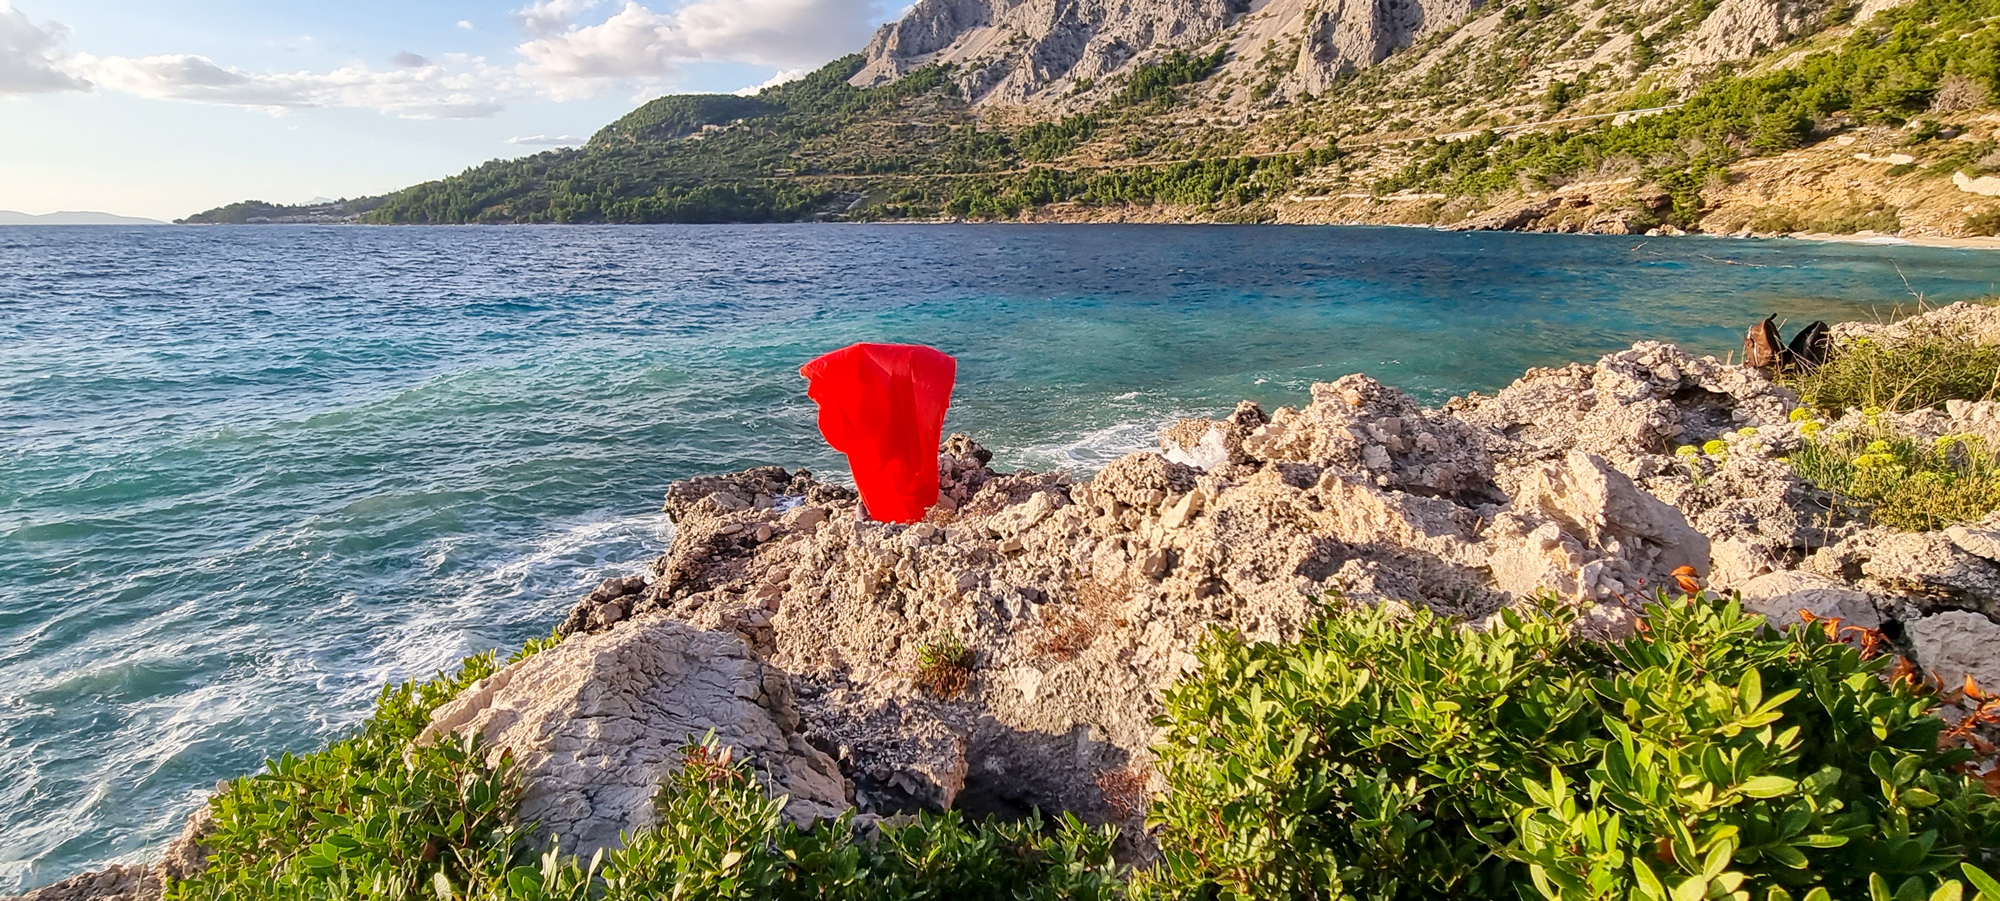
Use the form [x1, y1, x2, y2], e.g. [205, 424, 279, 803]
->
[853, 0, 1863, 108]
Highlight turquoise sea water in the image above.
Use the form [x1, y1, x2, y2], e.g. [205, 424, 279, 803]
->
[4, 224, 2000, 888]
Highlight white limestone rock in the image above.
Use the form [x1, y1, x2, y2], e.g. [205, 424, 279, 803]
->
[1907, 610, 2000, 693]
[420, 616, 848, 857]
[1736, 570, 1882, 630]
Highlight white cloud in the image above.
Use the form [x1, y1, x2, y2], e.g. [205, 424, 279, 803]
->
[736, 67, 806, 95]
[0, 1, 89, 94]
[75, 53, 508, 118]
[671, 0, 886, 66]
[458, 19, 476, 29]
[514, 0, 889, 98]
[2, 0, 900, 118]
[517, 2, 685, 91]
[506, 133, 582, 145]
[515, 0, 605, 37]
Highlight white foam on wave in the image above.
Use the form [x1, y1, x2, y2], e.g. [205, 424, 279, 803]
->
[330, 511, 675, 714]
[1011, 414, 1188, 473]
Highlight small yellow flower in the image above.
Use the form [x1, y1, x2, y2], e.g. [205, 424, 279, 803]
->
[1789, 408, 1815, 423]
[1703, 440, 1729, 456]
[1863, 406, 1885, 419]
[1799, 422, 1824, 438]
[1676, 445, 1700, 457]
[1865, 440, 1893, 455]
[1737, 427, 1759, 437]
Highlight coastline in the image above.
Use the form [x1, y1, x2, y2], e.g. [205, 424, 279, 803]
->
[1781, 230, 2000, 251]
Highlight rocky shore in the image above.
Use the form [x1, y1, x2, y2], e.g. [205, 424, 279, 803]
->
[20, 302, 2000, 899]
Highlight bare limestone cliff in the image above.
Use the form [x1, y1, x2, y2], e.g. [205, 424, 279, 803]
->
[851, 0, 1247, 103]
[850, 0, 1854, 106]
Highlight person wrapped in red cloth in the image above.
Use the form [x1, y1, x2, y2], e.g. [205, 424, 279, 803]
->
[799, 343, 957, 524]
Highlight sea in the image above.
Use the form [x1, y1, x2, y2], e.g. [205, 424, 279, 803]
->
[4, 223, 2000, 889]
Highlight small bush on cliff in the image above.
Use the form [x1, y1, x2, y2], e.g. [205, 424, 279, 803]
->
[914, 633, 975, 698]
[1785, 324, 2000, 414]
[526, 738, 1125, 901]
[169, 650, 1124, 900]
[1141, 594, 2000, 901]
[168, 652, 527, 901]
[1791, 420, 2000, 531]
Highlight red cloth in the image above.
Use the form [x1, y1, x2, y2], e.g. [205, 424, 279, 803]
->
[800, 343, 957, 524]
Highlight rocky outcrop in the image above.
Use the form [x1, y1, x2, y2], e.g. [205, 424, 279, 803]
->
[537, 303, 2000, 851]
[1678, 0, 1824, 68]
[2, 868, 157, 901]
[851, 0, 1245, 103]
[850, 0, 1494, 104]
[419, 617, 848, 857]
[546, 337, 1844, 835]
[2, 803, 211, 901]
[1295, 0, 1481, 94]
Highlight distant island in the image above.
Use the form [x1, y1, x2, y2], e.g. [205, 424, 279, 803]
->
[0, 211, 166, 226]
[179, 0, 2000, 240]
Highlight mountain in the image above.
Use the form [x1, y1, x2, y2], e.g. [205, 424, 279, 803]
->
[189, 0, 2000, 237]
[0, 210, 166, 226]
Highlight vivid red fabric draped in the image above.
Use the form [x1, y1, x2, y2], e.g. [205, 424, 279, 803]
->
[800, 343, 957, 524]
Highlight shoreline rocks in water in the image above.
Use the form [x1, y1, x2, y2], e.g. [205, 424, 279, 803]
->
[18, 301, 2000, 898]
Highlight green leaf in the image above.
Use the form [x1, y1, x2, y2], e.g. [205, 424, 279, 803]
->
[1674, 875, 1710, 901]
[1635, 859, 1670, 901]
[1963, 864, 2000, 900]
[1768, 844, 1809, 868]
[1703, 841, 1735, 880]
[1740, 776, 1797, 799]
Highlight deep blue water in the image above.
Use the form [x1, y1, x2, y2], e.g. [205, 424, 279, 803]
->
[4, 223, 2000, 888]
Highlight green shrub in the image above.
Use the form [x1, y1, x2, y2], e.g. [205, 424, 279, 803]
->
[1967, 207, 2000, 236]
[578, 739, 1125, 900]
[1783, 325, 2000, 414]
[1117, 48, 1229, 106]
[166, 598, 2000, 900]
[1141, 595, 2000, 901]
[168, 652, 525, 901]
[169, 651, 1124, 901]
[914, 633, 975, 698]
[1790, 420, 2000, 531]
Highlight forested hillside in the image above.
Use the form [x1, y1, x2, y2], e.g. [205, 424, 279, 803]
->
[184, 0, 2000, 236]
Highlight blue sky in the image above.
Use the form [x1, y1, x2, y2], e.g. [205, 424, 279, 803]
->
[0, 0, 899, 220]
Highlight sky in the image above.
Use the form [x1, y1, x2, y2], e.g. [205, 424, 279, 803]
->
[0, 0, 902, 220]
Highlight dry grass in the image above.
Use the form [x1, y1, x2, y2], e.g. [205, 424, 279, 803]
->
[1095, 764, 1153, 821]
[1782, 318, 2000, 414]
[1032, 578, 1133, 662]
